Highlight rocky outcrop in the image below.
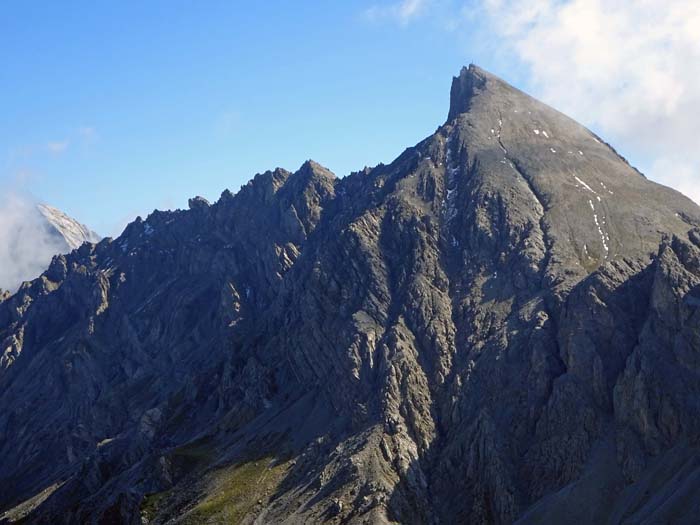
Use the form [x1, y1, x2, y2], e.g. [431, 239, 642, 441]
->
[1, 65, 699, 524]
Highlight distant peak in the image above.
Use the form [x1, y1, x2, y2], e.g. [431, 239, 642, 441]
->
[300, 159, 322, 171]
[447, 64, 499, 121]
[299, 159, 335, 180]
[36, 203, 101, 248]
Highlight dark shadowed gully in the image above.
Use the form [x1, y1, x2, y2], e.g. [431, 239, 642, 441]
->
[1, 66, 700, 524]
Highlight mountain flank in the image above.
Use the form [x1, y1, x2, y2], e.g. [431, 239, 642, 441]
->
[1, 65, 699, 524]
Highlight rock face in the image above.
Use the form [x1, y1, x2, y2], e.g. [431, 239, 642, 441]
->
[1, 66, 700, 524]
[0, 202, 101, 293]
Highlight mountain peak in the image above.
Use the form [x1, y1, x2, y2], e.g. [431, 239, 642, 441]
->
[448, 64, 490, 121]
[298, 159, 336, 181]
[36, 204, 101, 249]
[447, 64, 527, 122]
[3, 67, 700, 525]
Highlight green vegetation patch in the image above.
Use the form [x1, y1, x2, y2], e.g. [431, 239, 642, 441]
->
[182, 456, 291, 524]
[140, 490, 170, 523]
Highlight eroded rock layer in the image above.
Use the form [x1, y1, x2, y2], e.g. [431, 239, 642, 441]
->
[1, 66, 700, 525]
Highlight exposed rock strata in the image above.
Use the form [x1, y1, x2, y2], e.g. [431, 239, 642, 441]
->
[1, 66, 699, 524]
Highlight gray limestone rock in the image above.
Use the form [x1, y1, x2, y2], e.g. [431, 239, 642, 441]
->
[1, 65, 699, 524]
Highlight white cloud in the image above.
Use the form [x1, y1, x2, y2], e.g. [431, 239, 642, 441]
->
[78, 126, 98, 144]
[47, 140, 69, 154]
[479, 0, 700, 204]
[0, 192, 66, 293]
[365, 0, 429, 24]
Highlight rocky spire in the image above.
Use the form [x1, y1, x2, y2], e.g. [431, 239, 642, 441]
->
[447, 64, 489, 121]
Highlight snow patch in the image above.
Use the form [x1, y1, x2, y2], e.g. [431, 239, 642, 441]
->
[588, 199, 610, 257]
[574, 176, 597, 195]
[599, 181, 614, 195]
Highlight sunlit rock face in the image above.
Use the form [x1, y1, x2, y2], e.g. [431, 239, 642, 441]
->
[36, 204, 101, 251]
[1, 66, 699, 525]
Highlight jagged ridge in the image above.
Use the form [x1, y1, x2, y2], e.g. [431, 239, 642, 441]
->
[1, 66, 700, 524]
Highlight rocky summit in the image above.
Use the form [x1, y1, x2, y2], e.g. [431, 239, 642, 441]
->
[1, 65, 700, 524]
[36, 204, 102, 253]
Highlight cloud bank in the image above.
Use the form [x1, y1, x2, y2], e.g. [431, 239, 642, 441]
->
[47, 140, 69, 154]
[0, 192, 66, 293]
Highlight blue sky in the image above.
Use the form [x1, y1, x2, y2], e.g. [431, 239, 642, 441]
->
[2, 1, 698, 236]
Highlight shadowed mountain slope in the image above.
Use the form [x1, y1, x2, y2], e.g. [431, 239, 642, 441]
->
[1, 66, 699, 524]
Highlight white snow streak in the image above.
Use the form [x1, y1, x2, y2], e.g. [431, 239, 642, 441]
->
[574, 175, 597, 194]
[588, 199, 610, 257]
